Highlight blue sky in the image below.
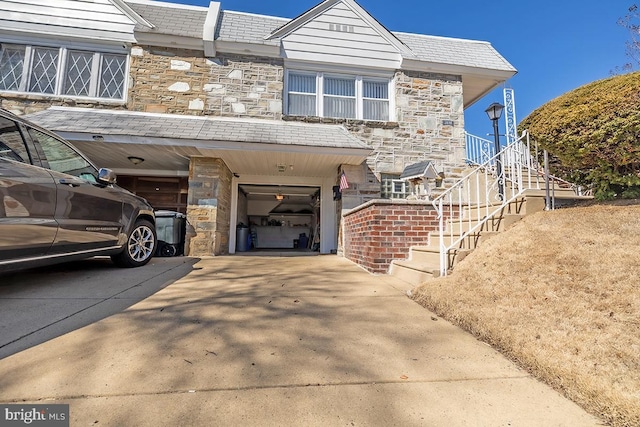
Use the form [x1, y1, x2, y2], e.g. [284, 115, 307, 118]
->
[172, 0, 633, 138]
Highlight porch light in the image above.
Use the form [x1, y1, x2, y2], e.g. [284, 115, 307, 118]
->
[485, 102, 504, 200]
[275, 193, 284, 201]
[127, 156, 145, 165]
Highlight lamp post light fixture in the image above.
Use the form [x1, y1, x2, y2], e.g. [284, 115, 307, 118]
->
[485, 102, 505, 200]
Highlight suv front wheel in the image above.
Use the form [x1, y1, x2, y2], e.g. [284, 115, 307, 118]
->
[111, 219, 157, 268]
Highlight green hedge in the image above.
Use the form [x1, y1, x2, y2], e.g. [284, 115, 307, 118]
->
[519, 71, 640, 199]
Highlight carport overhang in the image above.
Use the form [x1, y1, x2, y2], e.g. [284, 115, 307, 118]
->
[25, 107, 373, 255]
[55, 133, 372, 179]
[25, 107, 373, 179]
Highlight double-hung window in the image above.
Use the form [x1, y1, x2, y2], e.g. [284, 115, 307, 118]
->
[0, 43, 127, 101]
[286, 71, 391, 121]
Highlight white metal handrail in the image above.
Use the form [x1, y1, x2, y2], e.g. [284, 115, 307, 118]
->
[433, 131, 536, 276]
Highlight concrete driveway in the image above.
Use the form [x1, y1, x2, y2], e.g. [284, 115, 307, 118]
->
[0, 255, 601, 426]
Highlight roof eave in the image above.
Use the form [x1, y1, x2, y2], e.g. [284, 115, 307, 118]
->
[133, 32, 204, 51]
[111, 0, 155, 29]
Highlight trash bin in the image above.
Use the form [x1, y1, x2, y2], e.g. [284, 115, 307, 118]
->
[155, 210, 187, 257]
[298, 233, 309, 249]
[236, 223, 249, 252]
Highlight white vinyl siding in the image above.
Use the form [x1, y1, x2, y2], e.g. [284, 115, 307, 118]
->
[0, 43, 127, 101]
[0, 0, 138, 43]
[287, 70, 391, 121]
[279, 2, 404, 69]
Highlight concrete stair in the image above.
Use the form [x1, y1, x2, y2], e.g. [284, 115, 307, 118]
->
[389, 193, 574, 285]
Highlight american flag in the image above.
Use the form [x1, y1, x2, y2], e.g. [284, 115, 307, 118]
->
[339, 172, 349, 192]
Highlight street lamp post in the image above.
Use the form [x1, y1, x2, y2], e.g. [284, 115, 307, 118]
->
[485, 102, 505, 201]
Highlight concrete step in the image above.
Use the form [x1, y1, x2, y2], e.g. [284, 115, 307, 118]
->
[389, 260, 441, 284]
[391, 192, 589, 282]
[407, 246, 441, 265]
[390, 245, 475, 285]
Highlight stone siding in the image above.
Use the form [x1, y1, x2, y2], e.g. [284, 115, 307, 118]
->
[287, 70, 466, 205]
[128, 49, 284, 119]
[204, 54, 284, 119]
[128, 46, 211, 115]
[187, 157, 232, 256]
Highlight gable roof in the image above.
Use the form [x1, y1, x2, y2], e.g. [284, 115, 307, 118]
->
[121, 0, 515, 105]
[122, 0, 514, 73]
[400, 161, 439, 181]
[266, 0, 414, 58]
[126, 0, 207, 38]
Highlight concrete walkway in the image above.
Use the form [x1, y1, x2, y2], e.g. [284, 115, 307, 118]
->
[0, 256, 601, 426]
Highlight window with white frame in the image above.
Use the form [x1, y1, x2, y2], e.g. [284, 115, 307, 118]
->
[380, 173, 410, 199]
[0, 44, 127, 101]
[286, 71, 390, 121]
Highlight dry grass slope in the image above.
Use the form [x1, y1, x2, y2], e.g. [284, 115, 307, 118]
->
[411, 201, 640, 427]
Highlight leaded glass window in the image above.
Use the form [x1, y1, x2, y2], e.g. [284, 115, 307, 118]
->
[64, 51, 93, 97]
[99, 54, 126, 99]
[0, 46, 25, 91]
[29, 47, 59, 94]
[0, 43, 126, 101]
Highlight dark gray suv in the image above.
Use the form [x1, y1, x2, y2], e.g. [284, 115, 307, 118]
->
[0, 108, 156, 272]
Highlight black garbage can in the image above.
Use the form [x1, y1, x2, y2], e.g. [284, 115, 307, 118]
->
[236, 223, 249, 252]
[155, 210, 187, 257]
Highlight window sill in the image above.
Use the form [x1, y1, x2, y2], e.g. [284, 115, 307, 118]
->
[0, 91, 127, 107]
[282, 115, 398, 129]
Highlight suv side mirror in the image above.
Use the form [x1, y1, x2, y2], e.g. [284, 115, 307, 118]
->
[97, 168, 117, 185]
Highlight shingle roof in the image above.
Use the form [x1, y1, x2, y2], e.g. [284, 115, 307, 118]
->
[126, 1, 207, 38]
[24, 108, 371, 151]
[216, 11, 287, 46]
[394, 32, 516, 72]
[123, 0, 515, 73]
[400, 160, 438, 180]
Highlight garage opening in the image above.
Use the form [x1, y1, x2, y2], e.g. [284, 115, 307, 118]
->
[236, 184, 320, 252]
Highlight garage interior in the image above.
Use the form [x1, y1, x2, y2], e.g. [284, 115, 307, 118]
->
[236, 184, 320, 252]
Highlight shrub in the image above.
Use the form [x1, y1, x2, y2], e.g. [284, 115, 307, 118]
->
[519, 71, 640, 199]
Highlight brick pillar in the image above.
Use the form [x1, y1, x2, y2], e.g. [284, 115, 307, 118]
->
[186, 157, 232, 256]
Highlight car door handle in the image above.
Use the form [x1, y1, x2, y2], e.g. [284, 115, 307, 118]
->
[58, 178, 84, 187]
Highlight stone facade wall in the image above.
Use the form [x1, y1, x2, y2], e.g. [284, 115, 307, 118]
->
[128, 48, 285, 118]
[341, 200, 441, 274]
[204, 54, 284, 119]
[128, 46, 211, 115]
[187, 157, 232, 256]
[286, 70, 467, 207]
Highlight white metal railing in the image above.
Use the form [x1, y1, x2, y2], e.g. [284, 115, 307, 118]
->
[433, 130, 568, 276]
